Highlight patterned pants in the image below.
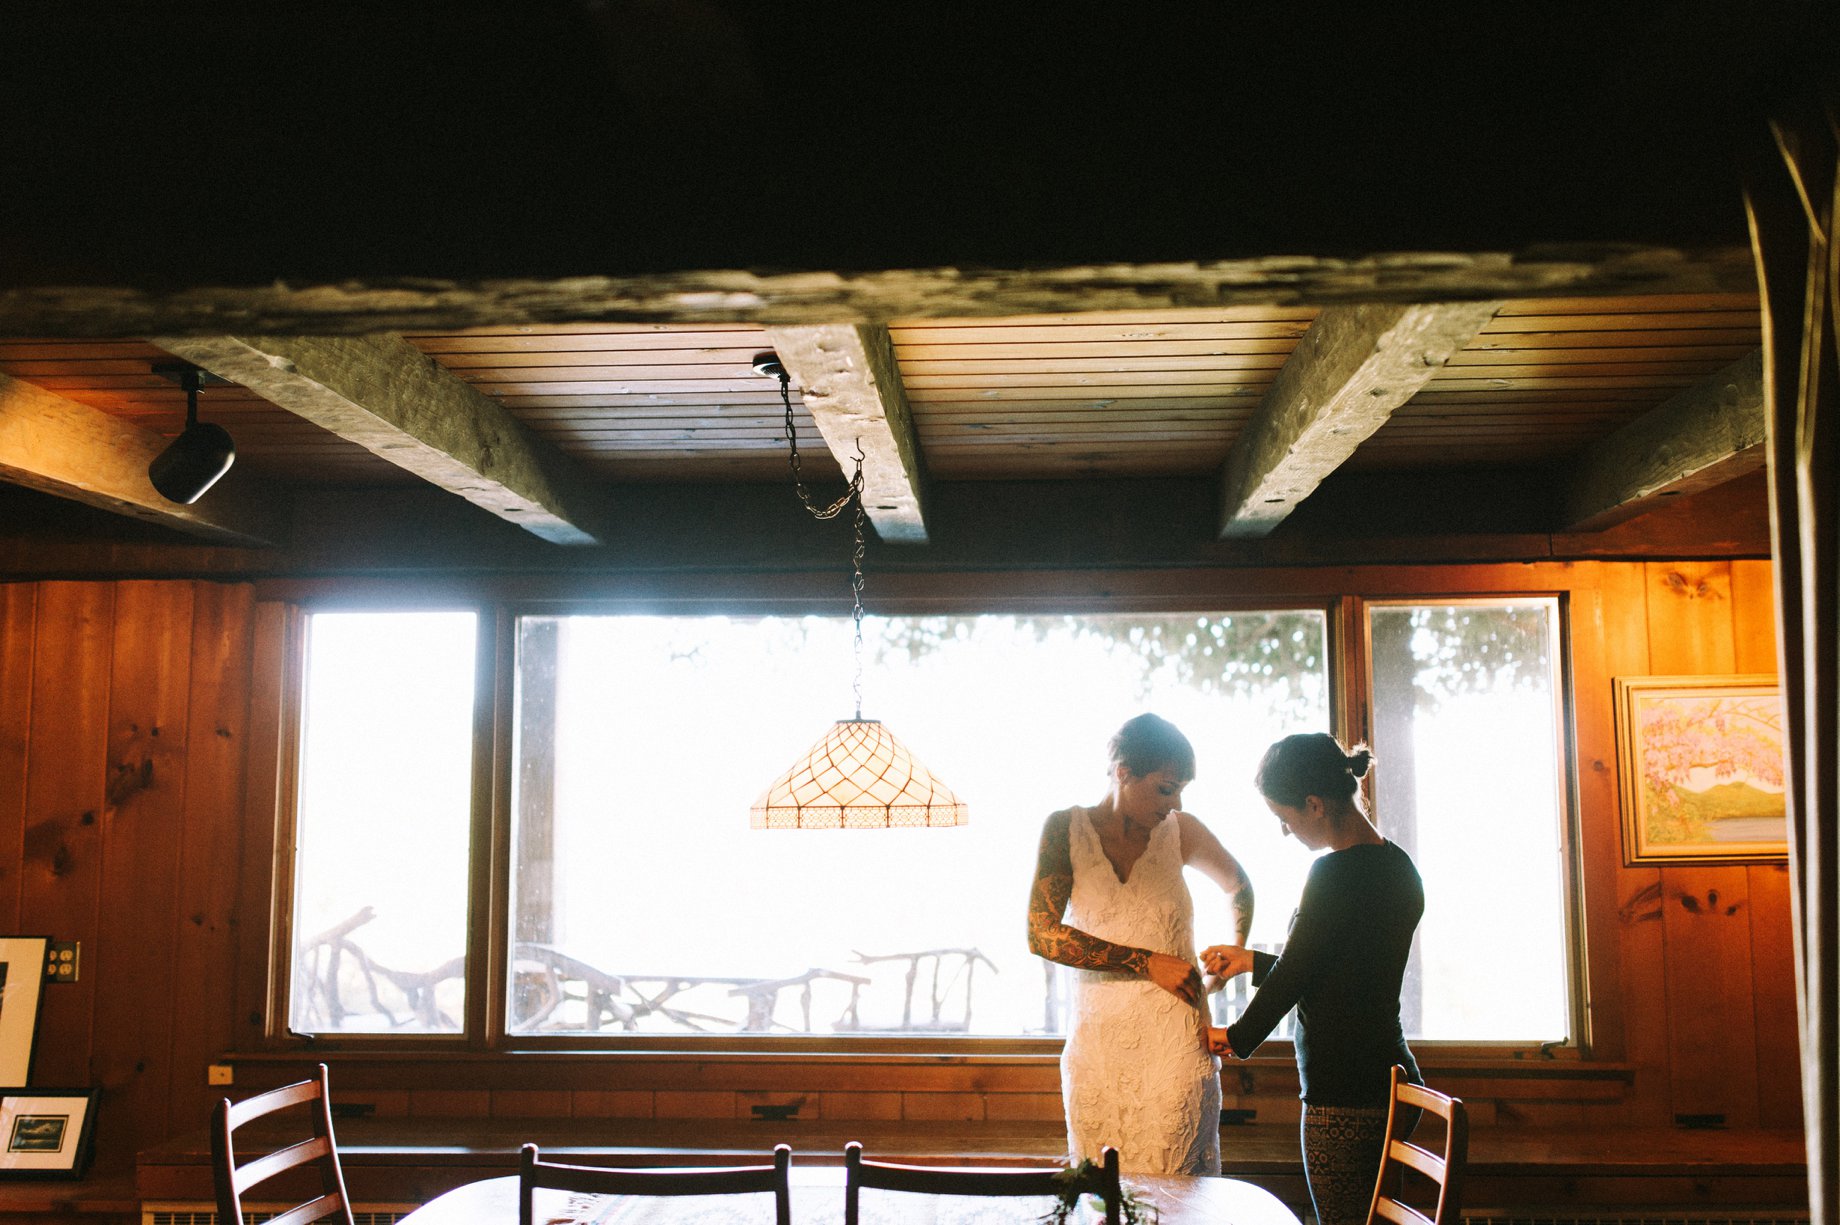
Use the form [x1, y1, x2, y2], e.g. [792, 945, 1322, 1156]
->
[1299, 1103, 1392, 1225]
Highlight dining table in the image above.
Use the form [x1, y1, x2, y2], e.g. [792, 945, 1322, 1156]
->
[396, 1167, 1305, 1225]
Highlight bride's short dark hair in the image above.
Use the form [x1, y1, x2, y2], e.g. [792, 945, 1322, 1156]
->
[1108, 713, 1196, 781]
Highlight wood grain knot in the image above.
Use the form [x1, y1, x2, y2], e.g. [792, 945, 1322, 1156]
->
[1661, 571, 1721, 600]
[1618, 880, 1663, 923]
[1678, 889, 1743, 916]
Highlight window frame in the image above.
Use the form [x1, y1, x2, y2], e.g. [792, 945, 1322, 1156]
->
[258, 583, 1592, 1060]
[1354, 594, 1586, 1049]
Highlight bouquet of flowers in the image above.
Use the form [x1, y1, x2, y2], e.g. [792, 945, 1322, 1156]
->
[1042, 1159, 1157, 1224]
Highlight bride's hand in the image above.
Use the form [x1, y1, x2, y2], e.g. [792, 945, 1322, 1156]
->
[1143, 952, 1202, 1005]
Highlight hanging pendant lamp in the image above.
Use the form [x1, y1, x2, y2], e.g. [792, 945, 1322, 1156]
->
[748, 353, 968, 830]
[751, 719, 967, 829]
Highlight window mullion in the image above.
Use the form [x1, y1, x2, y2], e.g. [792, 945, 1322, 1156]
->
[1335, 594, 1373, 749]
[470, 604, 514, 1048]
[257, 602, 308, 1044]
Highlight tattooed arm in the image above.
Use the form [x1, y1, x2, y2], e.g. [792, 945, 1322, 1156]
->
[1176, 810, 1255, 944]
[1027, 810, 1202, 1003]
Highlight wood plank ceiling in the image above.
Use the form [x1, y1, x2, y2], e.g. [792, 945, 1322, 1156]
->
[1364, 296, 1763, 469]
[0, 291, 1765, 548]
[0, 295, 1757, 480]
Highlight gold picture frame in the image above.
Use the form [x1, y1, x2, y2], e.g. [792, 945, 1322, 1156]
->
[1613, 674, 1788, 864]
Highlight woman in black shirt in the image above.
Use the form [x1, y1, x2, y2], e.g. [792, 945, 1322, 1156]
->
[1202, 733, 1423, 1225]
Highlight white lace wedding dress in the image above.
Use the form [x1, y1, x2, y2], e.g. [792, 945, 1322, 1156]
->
[1059, 806, 1221, 1175]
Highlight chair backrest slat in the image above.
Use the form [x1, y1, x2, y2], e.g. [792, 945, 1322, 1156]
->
[854, 1162, 1064, 1197]
[222, 1080, 322, 1130]
[1387, 1139, 1447, 1183]
[211, 1064, 354, 1225]
[518, 1144, 791, 1225]
[1394, 1081, 1460, 1120]
[233, 1136, 335, 1195]
[265, 1193, 349, 1225]
[843, 1143, 1120, 1225]
[1376, 1198, 1436, 1225]
[1365, 1066, 1468, 1225]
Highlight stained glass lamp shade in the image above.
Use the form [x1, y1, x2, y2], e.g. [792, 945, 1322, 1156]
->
[751, 718, 969, 829]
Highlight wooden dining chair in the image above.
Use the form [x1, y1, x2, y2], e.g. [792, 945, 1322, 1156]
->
[1365, 1065, 1468, 1225]
[844, 1142, 1122, 1225]
[518, 1143, 793, 1225]
[212, 1063, 355, 1225]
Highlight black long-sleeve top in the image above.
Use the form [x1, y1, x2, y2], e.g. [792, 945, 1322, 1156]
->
[1224, 839, 1423, 1107]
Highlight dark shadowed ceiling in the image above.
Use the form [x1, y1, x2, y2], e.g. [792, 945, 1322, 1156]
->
[0, 5, 1813, 576]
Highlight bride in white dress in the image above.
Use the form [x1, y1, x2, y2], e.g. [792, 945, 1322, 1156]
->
[1027, 714, 1255, 1175]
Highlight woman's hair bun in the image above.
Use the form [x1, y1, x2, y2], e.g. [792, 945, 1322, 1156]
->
[1255, 731, 1370, 807]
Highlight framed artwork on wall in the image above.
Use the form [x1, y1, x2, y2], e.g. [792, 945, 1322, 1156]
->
[0, 937, 49, 1086]
[1614, 674, 1789, 864]
[0, 1091, 98, 1179]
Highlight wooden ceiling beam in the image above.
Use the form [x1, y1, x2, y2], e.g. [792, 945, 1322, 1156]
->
[1216, 302, 1502, 538]
[0, 371, 285, 546]
[0, 248, 1755, 337]
[763, 325, 929, 544]
[153, 334, 615, 546]
[1560, 349, 1765, 531]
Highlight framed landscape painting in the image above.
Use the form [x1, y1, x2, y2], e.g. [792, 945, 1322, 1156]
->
[1614, 674, 1789, 864]
[0, 1091, 97, 1178]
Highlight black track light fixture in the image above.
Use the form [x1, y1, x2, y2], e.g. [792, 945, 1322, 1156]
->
[148, 363, 235, 504]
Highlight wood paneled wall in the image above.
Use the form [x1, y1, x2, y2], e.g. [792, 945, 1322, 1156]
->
[0, 581, 255, 1175]
[0, 562, 1801, 1176]
[1594, 559, 1802, 1130]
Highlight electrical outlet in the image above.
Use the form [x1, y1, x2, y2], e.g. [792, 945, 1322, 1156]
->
[45, 942, 79, 983]
[208, 1064, 235, 1086]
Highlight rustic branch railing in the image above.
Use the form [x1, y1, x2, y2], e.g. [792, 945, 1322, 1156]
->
[848, 947, 998, 1031]
[298, 916, 1003, 1035]
[730, 969, 874, 1032]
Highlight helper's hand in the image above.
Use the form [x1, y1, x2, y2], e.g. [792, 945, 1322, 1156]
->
[1201, 944, 1255, 980]
[1144, 951, 1203, 1005]
[1206, 1026, 1236, 1057]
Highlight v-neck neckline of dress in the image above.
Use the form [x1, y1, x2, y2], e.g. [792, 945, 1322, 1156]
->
[1082, 806, 1161, 887]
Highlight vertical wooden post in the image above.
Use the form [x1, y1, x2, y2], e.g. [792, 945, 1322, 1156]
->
[1745, 92, 1839, 1225]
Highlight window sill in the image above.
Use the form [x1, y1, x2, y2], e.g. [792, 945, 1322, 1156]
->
[225, 1047, 1635, 1081]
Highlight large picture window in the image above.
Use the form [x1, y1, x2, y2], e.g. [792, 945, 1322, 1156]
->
[277, 595, 1578, 1049]
[507, 611, 1329, 1038]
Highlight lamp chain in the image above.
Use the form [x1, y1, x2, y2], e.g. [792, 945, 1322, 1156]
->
[776, 369, 860, 520]
[775, 367, 869, 720]
[851, 490, 865, 720]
